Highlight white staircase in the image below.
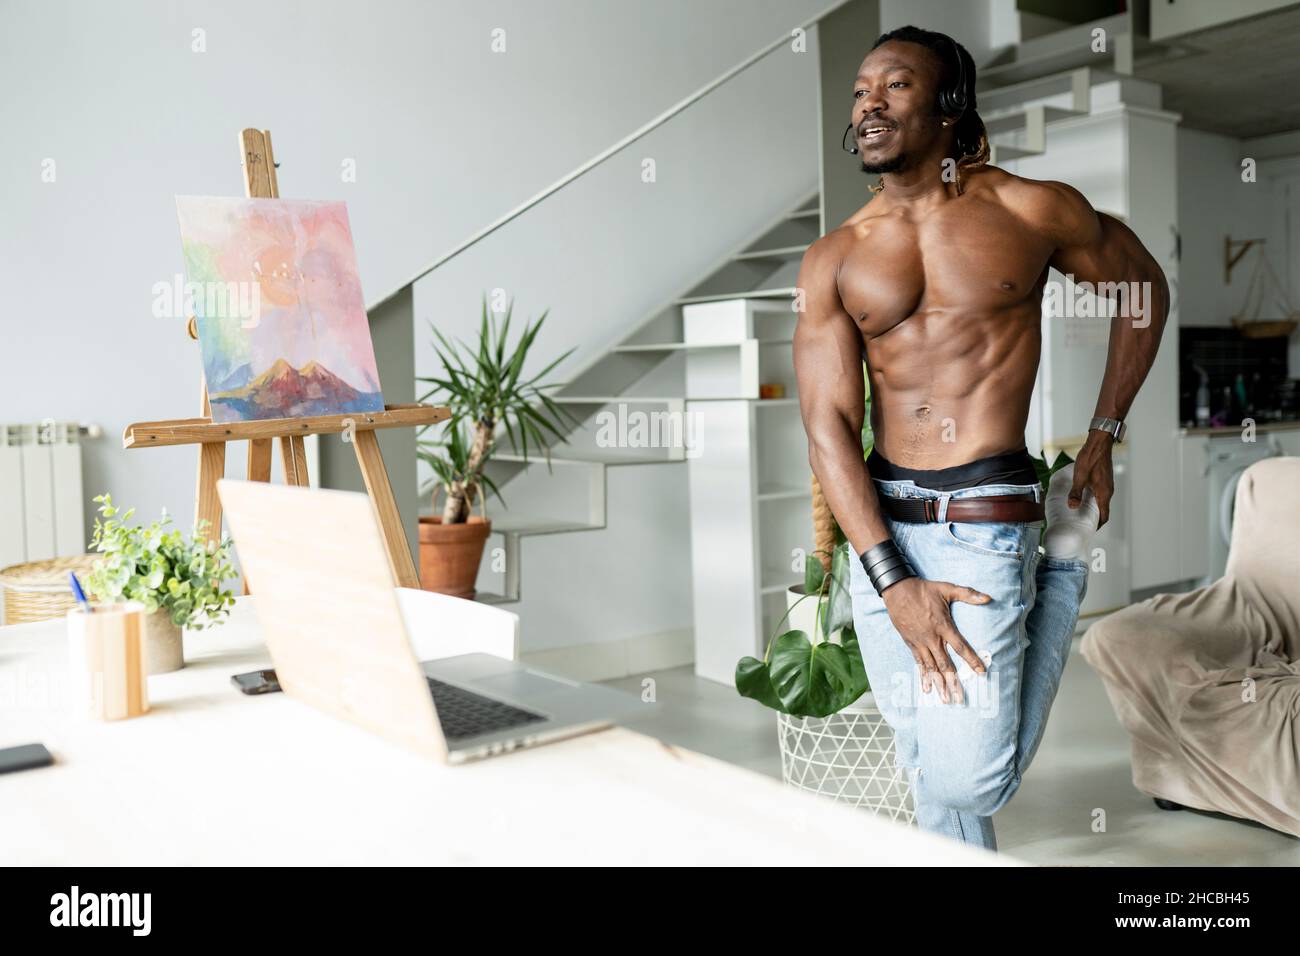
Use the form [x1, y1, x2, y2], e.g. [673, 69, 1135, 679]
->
[471, 192, 820, 613]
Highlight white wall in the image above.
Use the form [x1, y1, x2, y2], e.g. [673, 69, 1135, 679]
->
[1177, 128, 1280, 327]
[0, 0, 830, 652]
[1177, 126, 1300, 376]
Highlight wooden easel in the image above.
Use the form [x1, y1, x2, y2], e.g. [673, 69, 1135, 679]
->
[123, 128, 449, 589]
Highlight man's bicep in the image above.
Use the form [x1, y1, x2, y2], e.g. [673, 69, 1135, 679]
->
[1045, 194, 1168, 338]
[793, 244, 864, 426]
[1043, 181, 1108, 278]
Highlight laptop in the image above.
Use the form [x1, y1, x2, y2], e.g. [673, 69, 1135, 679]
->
[216, 479, 645, 764]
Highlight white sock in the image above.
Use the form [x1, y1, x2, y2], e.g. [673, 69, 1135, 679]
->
[1041, 463, 1100, 562]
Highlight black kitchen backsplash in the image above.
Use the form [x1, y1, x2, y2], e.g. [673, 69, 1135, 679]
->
[1178, 326, 1296, 426]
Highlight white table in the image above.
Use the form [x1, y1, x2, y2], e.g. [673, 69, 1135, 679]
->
[0, 595, 1011, 866]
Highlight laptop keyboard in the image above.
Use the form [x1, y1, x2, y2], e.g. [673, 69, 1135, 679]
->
[426, 677, 548, 742]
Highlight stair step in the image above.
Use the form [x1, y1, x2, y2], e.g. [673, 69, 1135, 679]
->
[490, 515, 604, 536]
[732, 244, 808, 262]
[990, 144, 1041, 162]
[553, 394, 763, 404]
[980, 66, 1095, 110]
[977, 17, 1158, 88]
[493, 450, 682, 466]
[675, 287, 797, 306]
[612, 338, 791, 353]
[552, 395, 683, 404]
[982, 104, 1083, 136]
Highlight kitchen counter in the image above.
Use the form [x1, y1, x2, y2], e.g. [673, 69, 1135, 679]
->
[1179, 420, 1300, 437]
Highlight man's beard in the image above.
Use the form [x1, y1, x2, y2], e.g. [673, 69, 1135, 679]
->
[861, 154, 905, 175]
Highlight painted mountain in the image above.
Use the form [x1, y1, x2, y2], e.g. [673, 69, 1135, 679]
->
[209, 359, 383, 420]
[175, 196, 385, 423]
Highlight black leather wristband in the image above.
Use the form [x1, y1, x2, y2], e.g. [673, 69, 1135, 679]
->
[860, 538, 917, 596]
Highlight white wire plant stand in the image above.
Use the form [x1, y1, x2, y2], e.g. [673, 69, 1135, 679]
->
[775, 584, 915, 823]
[777, 694, 916, 824]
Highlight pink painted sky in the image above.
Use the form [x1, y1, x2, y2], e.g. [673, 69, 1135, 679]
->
[175, 196, 382, 393]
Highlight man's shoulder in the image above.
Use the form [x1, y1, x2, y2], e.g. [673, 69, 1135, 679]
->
[966, 165, 1094, 228]
[801, 222, 856, 274]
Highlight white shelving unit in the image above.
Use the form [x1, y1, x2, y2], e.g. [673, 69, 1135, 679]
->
[683, 298, 810, 684]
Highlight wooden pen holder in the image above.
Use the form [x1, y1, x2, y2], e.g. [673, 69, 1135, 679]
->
[67, 602, 150, 720]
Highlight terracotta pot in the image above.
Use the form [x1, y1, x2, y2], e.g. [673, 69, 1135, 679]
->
[143, 608, 185, 674]
[418, 516, 491, 599]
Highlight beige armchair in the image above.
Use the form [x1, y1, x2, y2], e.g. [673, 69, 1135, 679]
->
[1081, 456, 1300, 837]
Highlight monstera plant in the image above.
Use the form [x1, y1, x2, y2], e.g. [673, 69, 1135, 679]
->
[736, 540, 869, 719]
[1032, 449, 1075, 493]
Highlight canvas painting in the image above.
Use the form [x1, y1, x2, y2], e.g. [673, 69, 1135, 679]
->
[174, 196, 384, 423]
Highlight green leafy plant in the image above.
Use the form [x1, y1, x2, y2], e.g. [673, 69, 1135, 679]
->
[1031, 448, 1075, 493]
[84, 494, 236, 629]
[416, 297, 578, 523]
[862, 367, 874, 459]
[736, 541, 870, 718]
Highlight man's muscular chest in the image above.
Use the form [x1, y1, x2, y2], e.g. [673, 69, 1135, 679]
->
[836, 201, 1056, 339]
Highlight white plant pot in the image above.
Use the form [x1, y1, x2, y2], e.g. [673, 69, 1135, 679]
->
[784, 584, 846, 644]
[143, 609, 184, 674]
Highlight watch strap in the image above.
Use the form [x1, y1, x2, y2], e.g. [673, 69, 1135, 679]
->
[1089, 416, 1127, 442]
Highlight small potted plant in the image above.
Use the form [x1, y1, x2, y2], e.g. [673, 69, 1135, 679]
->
[415, 297, 576, 599]
[84, 494, 236, 674]
[737, 541, 869, 718]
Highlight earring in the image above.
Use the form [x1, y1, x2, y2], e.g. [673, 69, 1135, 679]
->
[942, 120, 950, 127]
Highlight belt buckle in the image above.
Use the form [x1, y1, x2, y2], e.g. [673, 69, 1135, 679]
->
[923, 499, 938, 522]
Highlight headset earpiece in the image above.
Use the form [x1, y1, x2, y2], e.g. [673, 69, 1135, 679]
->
[939, 36, 968, 119]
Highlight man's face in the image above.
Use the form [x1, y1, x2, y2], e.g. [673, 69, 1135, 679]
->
[852, 40, 947, 175]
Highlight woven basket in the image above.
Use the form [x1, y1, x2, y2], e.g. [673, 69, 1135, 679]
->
[0, 554, 101, 626]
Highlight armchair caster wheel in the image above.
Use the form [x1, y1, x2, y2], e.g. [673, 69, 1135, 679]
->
[1153, 797, 1186, 811]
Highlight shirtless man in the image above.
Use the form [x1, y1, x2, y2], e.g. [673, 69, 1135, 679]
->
[793, 25, 1168, 850]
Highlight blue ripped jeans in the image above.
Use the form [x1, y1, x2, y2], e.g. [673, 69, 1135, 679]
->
[848, 478, 1089, 851]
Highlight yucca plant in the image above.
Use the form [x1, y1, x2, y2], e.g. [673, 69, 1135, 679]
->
[416, 298, 577, 524]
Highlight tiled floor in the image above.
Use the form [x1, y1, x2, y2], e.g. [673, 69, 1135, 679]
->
[604, 640, 1300, 865]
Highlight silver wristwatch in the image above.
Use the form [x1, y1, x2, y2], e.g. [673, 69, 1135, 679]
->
[1089, 416, 1127, 443]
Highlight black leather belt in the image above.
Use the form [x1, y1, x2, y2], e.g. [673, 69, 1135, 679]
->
[880, 493, 1044, 523]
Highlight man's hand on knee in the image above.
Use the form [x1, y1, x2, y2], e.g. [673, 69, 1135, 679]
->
[881, 577, 991, 704]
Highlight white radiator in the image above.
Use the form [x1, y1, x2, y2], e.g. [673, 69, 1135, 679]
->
[0, 421, 89, 569]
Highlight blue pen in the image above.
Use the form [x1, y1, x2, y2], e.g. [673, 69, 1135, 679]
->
[68, 572, 93, 614]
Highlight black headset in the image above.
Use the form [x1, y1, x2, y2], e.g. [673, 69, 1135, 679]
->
[842, 35, 968, 155]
